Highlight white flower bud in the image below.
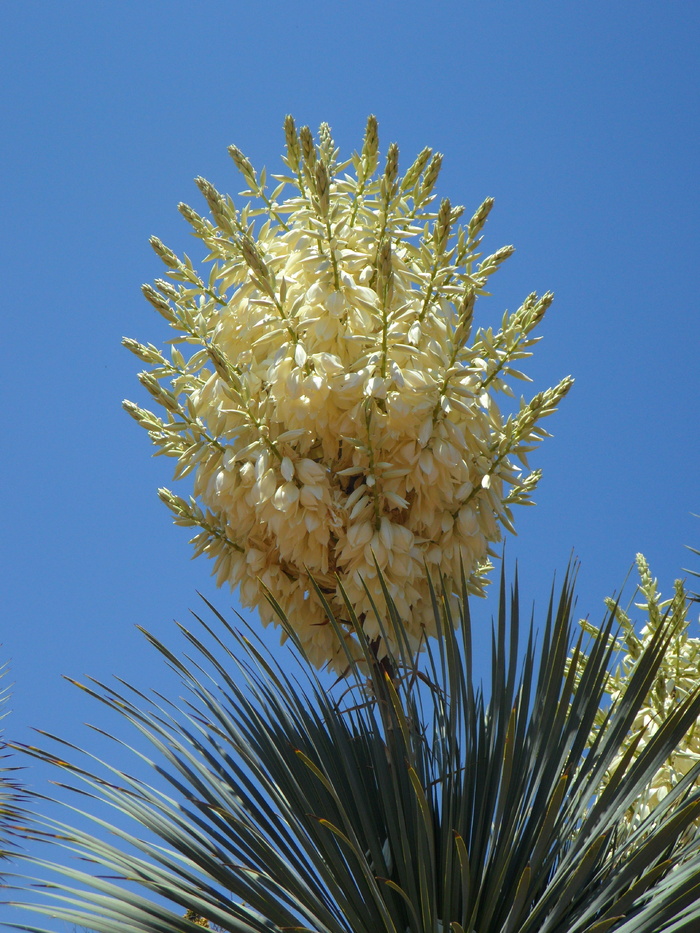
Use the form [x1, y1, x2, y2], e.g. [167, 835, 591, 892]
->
[457, 507, 478, 537]
[326, 291, 347, 316]
[273, 482, 299, 511]
[365, 376, 387, 398]
[296, 459, 326, 485]
[239, 462, 255, 485]
[281, 457, 295, 481]
[419, 449, 437, 477]
[346, 521, 373, 549]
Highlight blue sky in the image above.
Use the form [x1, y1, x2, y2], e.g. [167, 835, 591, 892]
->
[1, 1, 699, 925]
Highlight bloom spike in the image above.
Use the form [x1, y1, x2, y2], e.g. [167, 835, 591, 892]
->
[125, 117, 570, 671]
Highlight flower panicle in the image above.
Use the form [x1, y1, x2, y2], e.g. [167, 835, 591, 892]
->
[573, 556, 700, 834]
[125, 116, 569, 671]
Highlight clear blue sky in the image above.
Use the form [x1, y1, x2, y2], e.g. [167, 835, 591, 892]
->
[1, 1, 699, 925]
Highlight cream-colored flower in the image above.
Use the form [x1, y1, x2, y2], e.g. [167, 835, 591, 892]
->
[575, 554, 700, 835]
[125, 116, 571, 671]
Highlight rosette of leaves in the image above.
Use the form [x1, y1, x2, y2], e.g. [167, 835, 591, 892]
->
[8, 566, 700, 933]
[124, 116, 572, 670]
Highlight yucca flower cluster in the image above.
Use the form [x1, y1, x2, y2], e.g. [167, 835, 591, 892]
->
[124, 116, 571, 670]
[579, 554, 700, 831]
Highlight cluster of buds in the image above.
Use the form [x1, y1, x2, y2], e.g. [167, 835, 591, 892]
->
[124, 116, 571, 671]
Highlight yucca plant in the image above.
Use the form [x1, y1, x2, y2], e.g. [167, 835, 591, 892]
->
[8, 118, 699, 933]
[7, 564, 700, 933]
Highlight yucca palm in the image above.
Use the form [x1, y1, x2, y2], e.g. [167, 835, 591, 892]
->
[8, 566, 700, 933]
